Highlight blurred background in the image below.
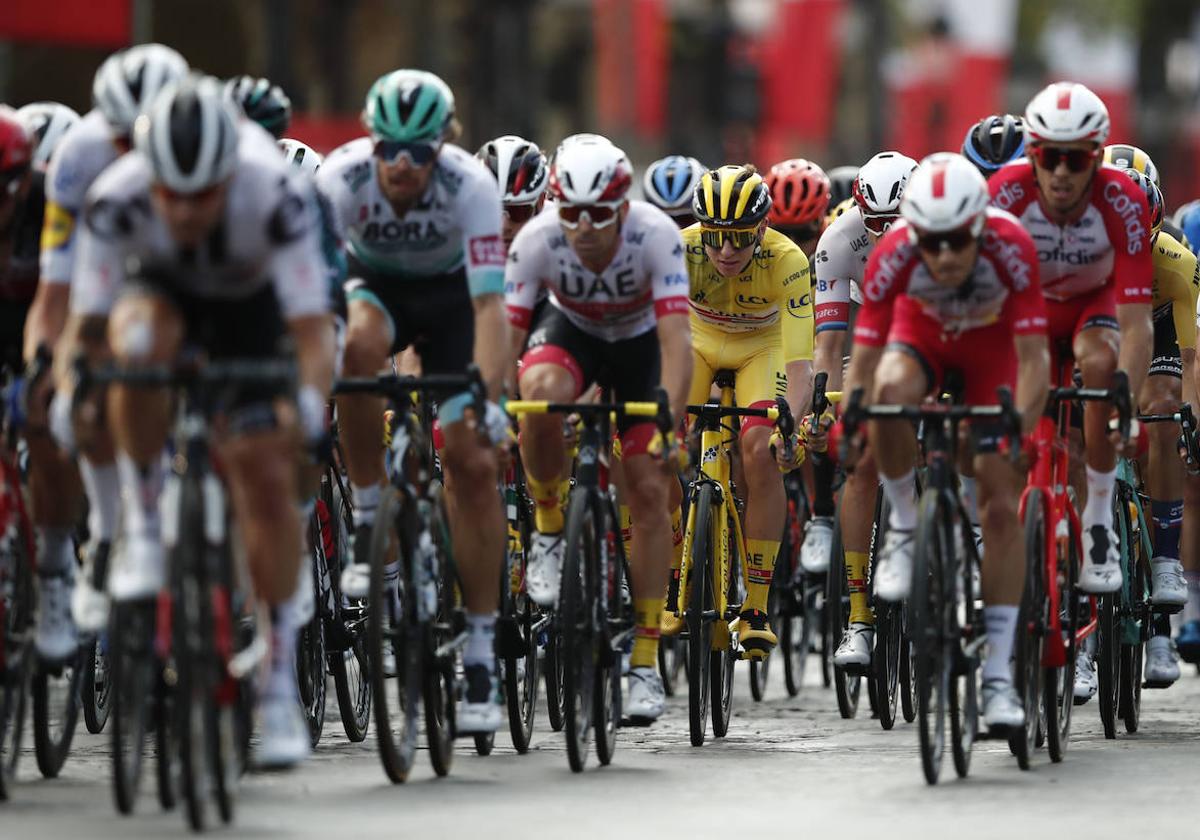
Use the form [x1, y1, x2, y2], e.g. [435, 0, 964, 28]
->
[2, 0, 1200, 206]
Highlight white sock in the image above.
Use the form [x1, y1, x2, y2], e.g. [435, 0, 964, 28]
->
[883, 469, 918, 531]
[79, 457, 120, 542]
[959, 475, 980, 525]
[267, 611, 298, 698]
[983, 605, 1019, 683]
[116, 451, 164, 536]
[352, 482, 381, 528]
[464, 612, 497, 667]
[1082, 466, 1116, 529]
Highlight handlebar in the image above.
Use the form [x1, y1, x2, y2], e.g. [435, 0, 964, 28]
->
[1142, 403, 1200, 475]
[1051, 369, 1132, 442]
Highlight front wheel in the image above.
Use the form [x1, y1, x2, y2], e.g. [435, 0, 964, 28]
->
[1011, 489, 1047, 770]
[1044, 505, 1079, 762]
[32, 645, 82, 778]
[560, 489, 598, 771]
[910, 491, 952, 785]
[686, 485, 716, 747]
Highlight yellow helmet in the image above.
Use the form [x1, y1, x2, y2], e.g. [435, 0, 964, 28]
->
[692, 164, 771, 228]
[1102, 144, 1159, 187]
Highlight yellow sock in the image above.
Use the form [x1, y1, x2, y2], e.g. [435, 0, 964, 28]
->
[846, 550, 873, 625]
[631, 598, 662, 669]
[619, 504, 633, 546]
[670, 507, 684, 572]
[742, 538, 779, 614]
[527, 474, 564, 534]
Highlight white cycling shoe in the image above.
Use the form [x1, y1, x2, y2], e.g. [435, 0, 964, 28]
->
[255, 692, 311, 770]
[833, 622, 874, 668]
[457, 663, 503, 734]
[800, 516, 834, 575]
[110, 533, 166, 602]
[36, 573, 78, 662]
[1150, 558, 1187, 609]
[1143, 635, 1180, 687]
[625, 666, 666, 723]
[873, 529, 914, 602]
[526, 532, 564, 608]
[1074, 649, 1098, 702]
[1079, 525, 1122, 594]
[981, 678, 1025, 729]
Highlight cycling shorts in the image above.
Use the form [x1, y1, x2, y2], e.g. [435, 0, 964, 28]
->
[687, 322, 787, 435]
[0, 299, 30, 372]
[1150, 305, 1183, 379]
[1045, 284, 1118, 384]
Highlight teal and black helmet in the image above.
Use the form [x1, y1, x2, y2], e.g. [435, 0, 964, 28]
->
[224, 75, 292, 139]
[362, 69, 455, 143]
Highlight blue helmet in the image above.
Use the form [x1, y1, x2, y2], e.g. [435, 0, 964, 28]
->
[962, 114, 1026, 177]
[1175, 200, 1200, 256]
[643, 155, 705, 217]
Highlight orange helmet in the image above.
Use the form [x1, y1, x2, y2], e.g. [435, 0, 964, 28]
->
[765, 158, 830, 228]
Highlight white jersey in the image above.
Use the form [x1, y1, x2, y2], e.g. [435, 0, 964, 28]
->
[70, 122, 327, 320]
[41, 109, 121, 285]
[812, 207, 871, 333]
[316, 138, 505, 298]
[504, 201, 689, 342]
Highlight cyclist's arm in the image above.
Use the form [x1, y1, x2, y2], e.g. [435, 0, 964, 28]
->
[780, 247, 814, 417]
[844, 343, 881, 405]
[1014, 333, 1050, 433]
[287, 313, 336, 402]
[846, 233, 904, 403]
[657, 311, 692, 425]
[473, 292, 510, 401]
[23, 283, 70, 363]
[502, 223, 544, 392]
[647, 214, 692, 424]
[1117, 302, 1153, 399]
[1103, 171, 1154, 397]
[813, 330, 846, 392]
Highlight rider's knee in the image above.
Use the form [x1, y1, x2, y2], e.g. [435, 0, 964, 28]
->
[442, 438, 498, 496]
[979, 491, 1017, 538]
[342, 327, 389, 376]
[518, 363, 575, 402]
[1076, 345, 1116, 386]
[109, 298, 180, 363]
[625, 468, 668, 513]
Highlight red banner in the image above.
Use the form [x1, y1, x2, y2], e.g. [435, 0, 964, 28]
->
[0, 0, 130, 48]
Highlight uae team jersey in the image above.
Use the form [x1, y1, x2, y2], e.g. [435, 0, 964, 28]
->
[812, 206, 872, 333]
[70, 121, 327, 320]
[504, 201, 689, 342]
[316, 138, 505, 298]
[988, 161, 1152, 305]
[855, 209, 1048, 345]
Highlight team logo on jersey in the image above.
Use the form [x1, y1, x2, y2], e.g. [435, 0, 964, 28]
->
[786, 294, 811, 315]
[1102, 181, 1147, 255]
[663, 272, 687, 287]
[736, 293, 769, 307]
[991, 180, 1026, 212]
[559, 268, 638, 299]
[469, 235, 505, 267]
[41, 201, 76, 251]
[362, 219, 445, 246]
[343, 161, 372, 192]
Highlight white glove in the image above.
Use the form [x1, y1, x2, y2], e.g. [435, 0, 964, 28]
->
[48, 390, 75, 452]
[297, 385, 328, 445]
[484, 401, 509, 446]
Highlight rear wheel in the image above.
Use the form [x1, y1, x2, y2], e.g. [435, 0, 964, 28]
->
[560, 489, 598, 771]
[1011, 490, 1047, 770]
[1118, 485, 1147, 734]
[110, 600, 154, 814]
[1045, 505, 1079, 762]
[296, 580, 327, 749]
[686, 486, 716, 747]
[873, 600, 902, 730]
[422, 506, 456, 779]
[831, 515, 861, 719]
[81, 636, 112, 734]
[748, 579, 779, 701]
[325, 480, 371, 743]
[594, 502, 624, 766]
[31, 648, 82, 779]
[544, 631, 566, 732]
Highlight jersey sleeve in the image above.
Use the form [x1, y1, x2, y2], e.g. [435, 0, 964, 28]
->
[503, 222, 545, 331]
[458, 172, 506, 298]
[313, 164, 354, 243]
[853, 227, 910, 347]
[266, 181, 332, 320]
[779, 246, 814, 362]
[646, 215, 690, 320]
[1173, 248, 1199, 351]
[995, 220, 1048, 336]
[812, 222, 853, 333]
[1098, 171, 1153, 305]
[68, 195, 130, 316]
[40, 148, 91, 285]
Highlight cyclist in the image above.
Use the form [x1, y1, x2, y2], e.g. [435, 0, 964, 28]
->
[827, 165, 858, 210]
[808, 151, 916, 668]
[642, 155, 705, 228]
[224, 75, 293, 139]
[317, 69, 510, 734]
[27, 43, 189, 643]
[764, 158, 830, 257]
[846, 152, 1050, 728]
[961, 114, 1026, 179]
[505, 133, 691, 722]
[14, 102, 80, 172]
[667, 163, 813, 658]
[50, 75, 334, 767]
[476, 134, 549, 251]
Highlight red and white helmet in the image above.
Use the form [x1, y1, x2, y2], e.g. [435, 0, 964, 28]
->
[548, 133, 632, 205]
[900, 153, 989, 235]
[853, 151, 918, 215]
[1024, 81, 1110, 146]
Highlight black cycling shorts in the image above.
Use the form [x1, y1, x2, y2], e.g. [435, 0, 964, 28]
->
[0, 298, 31, 373]
[1150, 306, 1183, 379]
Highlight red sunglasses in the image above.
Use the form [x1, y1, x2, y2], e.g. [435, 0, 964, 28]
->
[558, 203, 620, 229]
[915, 225, 977, 254]
[1030, 145, 1098, 174]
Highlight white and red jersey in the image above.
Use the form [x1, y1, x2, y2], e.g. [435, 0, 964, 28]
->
[988, 161, 1152, 304]
[854, 209, 1047, 346]
[812, 207, 871, 333]
[504, 200, 689, 342]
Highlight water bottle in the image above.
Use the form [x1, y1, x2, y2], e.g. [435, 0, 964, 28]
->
[417, 528, 439, 620]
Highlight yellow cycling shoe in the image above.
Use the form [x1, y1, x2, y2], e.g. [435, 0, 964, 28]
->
[734, 609, 777, 661]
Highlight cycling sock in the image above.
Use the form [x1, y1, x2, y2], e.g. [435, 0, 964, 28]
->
[36, 526, 75, 577]
[959, 475, 980, 525]
[267, 607, 297, 698]
[982, 605, 1019, 683]
[1184, 571, 1200, 623]
[1150, 499, 1183, 560]
[631, 598, 662, 669]
[845, 550, 873, 625]
[742, 538, 778, 613]
[1151, 612, 1171, 638]
[351, 482, 380, 529]
[1082, 466, 1116, 529]
[116, 451, 164, 535]
[526, 474, 564, 534]
[619, 504, 632, 545]
[463, 612, 497, 669]
[670, 506, 684, 572]
[79, 457, 120, 542]
[883, 469, 918, 531]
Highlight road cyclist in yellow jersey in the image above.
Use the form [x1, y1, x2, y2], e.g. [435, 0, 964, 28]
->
[662, 164, 814, 660]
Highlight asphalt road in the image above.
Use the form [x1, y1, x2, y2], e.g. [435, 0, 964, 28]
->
[4, 656, 1198, 838]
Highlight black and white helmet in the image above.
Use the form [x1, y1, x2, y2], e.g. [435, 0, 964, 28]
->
[135, 75, 239, 194]
[15, 102, 80, 171]
[92, 43, 189, 135]
[278, 138, 322, 176]
[476, 135, 548, 205]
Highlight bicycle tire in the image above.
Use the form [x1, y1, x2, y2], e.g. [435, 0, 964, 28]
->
[711, 511, 738, 738]
[422, 622, 455, 778]
[81, 636, 112, 734]
[831, 512, 861, 719]
[110, 600, 154, 814]
[296, 564, 328, 748]
[154, 676, 176, 812]
[31, 647, 82, 779]
[325, 478, 371, 743]
[873, 599, 901, 731]
[1119, 484, 1147, 734]
[781, 577, 815, 697]
[658, 636, 684, 697]
[367, 489, 420, 784]
[1044, 500, 1079, 762]
[950, 533, 979, 778]
[544, 629, 566, 732]
[686, 484, 716, 747]
[503, 599, 539, 754]
[900, 609, 918, 724]
[910, 490, 950, 785]
[0, 582, 32, 801]
[1011, 489, 1046, 770]
[594, 497, 623, 766]
[560, 487, 597, 771]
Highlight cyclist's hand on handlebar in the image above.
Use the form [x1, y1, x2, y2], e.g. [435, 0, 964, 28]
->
[1178, 430, 1200, 475]
[800, 409, 836, 453]
[646, 428, 687, 472]
[769, 429, 806, 472]
[1106, 412, 1141, 459]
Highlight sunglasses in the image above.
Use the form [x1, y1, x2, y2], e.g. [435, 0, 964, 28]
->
[861, 212, 898, 236]
[1030, 145, 1098, 174]
[700, 227, 759, 250]
[778, 221, 822, 242]
[915, 226, 977, 254]
[153, 181, 223, 203]
[374, 139, 439, 167]
[503, 203, 540, 224]
[558, 203, 621, 229]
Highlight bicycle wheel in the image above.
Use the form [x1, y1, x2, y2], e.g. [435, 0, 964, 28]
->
[950, 545, 979, 778]
[781, 576, 815, 697]
[830, 516, 861, 719]
[1011, 489, 1046, 770]
[899, 609, 918, 724]
[503, 600, 540, 754]
[686, 485, 716, 747]
[1118, 486, 1147, 734]
[658, 636, 684, 697]
[560, 488, 598, 771]
[910, 490, 951, 785]
[750, 543, 787, 702]
[873, 599, 902, 731]
[154, 675, 176, 812]
[0, 553, 33, 802]
[1044, 503, 1079, 762]
[81, 635, 112, 734]
[296, 571, 327, 749]
[325, 480, 371, 743]
[367, 490, 420, 784]
[110, 600, 154, 814]
[544, 629, 566, 732]
[594, 501, 624, 766]
[422, 610, 456, 778]
[711, 512, 738, 738]
[31, 645, 82, 779]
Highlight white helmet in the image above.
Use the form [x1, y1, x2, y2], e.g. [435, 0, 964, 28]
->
[476, 135, 548, 204]
[93, 43, 189, 135]
[15, 102, 80, 171]
[135, 75, 239, 194]
[548, 133, 633, 205]
[853, 151, 918, 215]
[900, 153, 990, 235]
[278, 138, 322, 176]
[1024, 81, 1110, 146]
